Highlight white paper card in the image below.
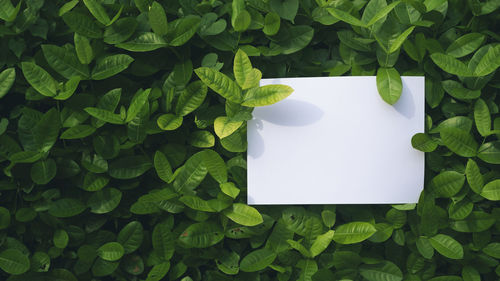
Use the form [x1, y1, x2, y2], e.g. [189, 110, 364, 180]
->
[247, 76, 425, 204]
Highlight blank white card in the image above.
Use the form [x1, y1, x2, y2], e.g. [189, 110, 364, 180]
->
[247, 76, 425, 204]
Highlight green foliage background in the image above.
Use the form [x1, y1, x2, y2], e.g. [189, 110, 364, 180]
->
[0, 0, 500, 280]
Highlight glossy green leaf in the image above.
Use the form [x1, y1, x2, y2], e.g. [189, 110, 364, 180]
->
[465, 159, 483, 194]
[176, 81, 207, 116]
[116, 33, 168, 52]
[263, 12, 280, 35]
[157, 114, 183, 130]
[474, 98, 491, 137]
[429, 234, 464, 259]
[85, 107, 125, 124]
[49, 198, 86, 218]
[478, 141, 500, 164]
[126, 88, 150, 123]
[242, 85, 293, 107]
[0, 249, 30, 275]
[74, 33, 94, 65]
[0, 68, 15, 99]
[359, 261, 403, 281]
[149, 2, 168, 36]
[431, 171, 465, 198]
[53, 229, 69, 248]
[173, 152, 207, 193]
[154, 151, 173, 183]
[60, 125, 96, 139]
[152, 222, 175, 260]
[83, 0, 110, 25]
[440, 128, 478, 157]
[31, 158, 57, 185]
[91, 54, 134, 80]
[310, 230, 334, 258]
[411, 133, 437, 152]
[88, 188, 122, 214]
[201, 149, 227, 184]
[97, 242, 124, 261]
[474, 44, 500, 76]
[108, 156, 152, 179]
[21, 62, 58, 97]
[62, 12, 102, 39]
[441, 80, 481, 100]
[480, 179, 500, 200]
[223, 203, 263, 226]
[446, 33, 485, 58]
[333, 222, 377, 244]
[430, 53, 473, 76]
[117, 221, 144, 254]
[240, 248, 277, 272]
[167, 15, 201, 46]
[195, 67, 242, 103]
[178, 222, 224, 248]
[450, 211, 495, 232]
[189, 130, 215, 148]
[146, 262, 170, 281]
[376, 67, 402, 105]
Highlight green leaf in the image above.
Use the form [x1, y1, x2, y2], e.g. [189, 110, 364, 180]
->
[104, 17, 138, 44]
[88, 188, 122, 214]
[152, 222, 175, 260]
[431, 171, 465, 198]
[478, 141, 500, 164]
[195, 67, 242, 103]
[0, 68, 15, 99]
[441, 80, 481, 100]
[440, 128, 478, 157]
[240, 248, 277, 272]
[83, 0, 110, 25]
[232, 10, 251, 32]
[149, 1, 168, 36]
[450, 211, 495, 232]
[388, 26, 415, 53]
[34, 108, 61, 153]
[31, 158, 57, 185]
[189, 131, 215, 148]
[49, 198, 86, 218]
[179, 196, 215, 212]
[275, 25, 314, 55]
[220, 182, 240, 199]
[84, 108, 125, 125]
[359, 261, 403, 281]
[108, 156, 152, 179]
[333, 222, 377, 244]
[74, 33, 94, 65]
[233, 49, 252, 86]
[0, 207, 10, 229]
[117, 221, 144, 254]
[115, 33, 168, 52]
[0, 249, 30, 275]
[157, 114, 183, 130]
[473, 44, 500, 76]
[310, 230, 335, 258]
[327, 8, 366, 27]
[167, 15, 201, 46]
[480, 179, 500, 200]
[223, 203, 263, 226]
[21, 62, 58, 97]
[411, 133, 437, 152]
[446, 33, 485, 58]
[429, 234, 464, 259]
[297, 259, 318, 281]
[126, 89, 150, 123]
[365, 1, 401, 26]
[91, 54, 134, 80]
[201, 150, 227, 183]
[465, 159, 483, 194]
[53, 229, 69, 248]
[214, 117, 243, 139]
[173, 152, 207, 194]
[263, 12, 280, 36]
[474, 98, 491, 137]
[242, 84, 293, 107]
[0, 0, 21, 22]
[178, 222, 224, 248]
[97, 242, 124, 261]
[176, 81, 207, 116]
[146, 262, 170, 281]
[63, 12, 102, 39]
[154, 151, 173, 183]
[482, 243, 500, 259]
[60, 125, 96, 139]
[376, 67, 402, 105]
[430, 53, 473, 76]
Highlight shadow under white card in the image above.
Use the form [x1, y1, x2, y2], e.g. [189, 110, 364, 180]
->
[247, 76, 425, 205]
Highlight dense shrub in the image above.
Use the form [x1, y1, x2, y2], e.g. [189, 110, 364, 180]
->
[0, 0, 499, 280]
